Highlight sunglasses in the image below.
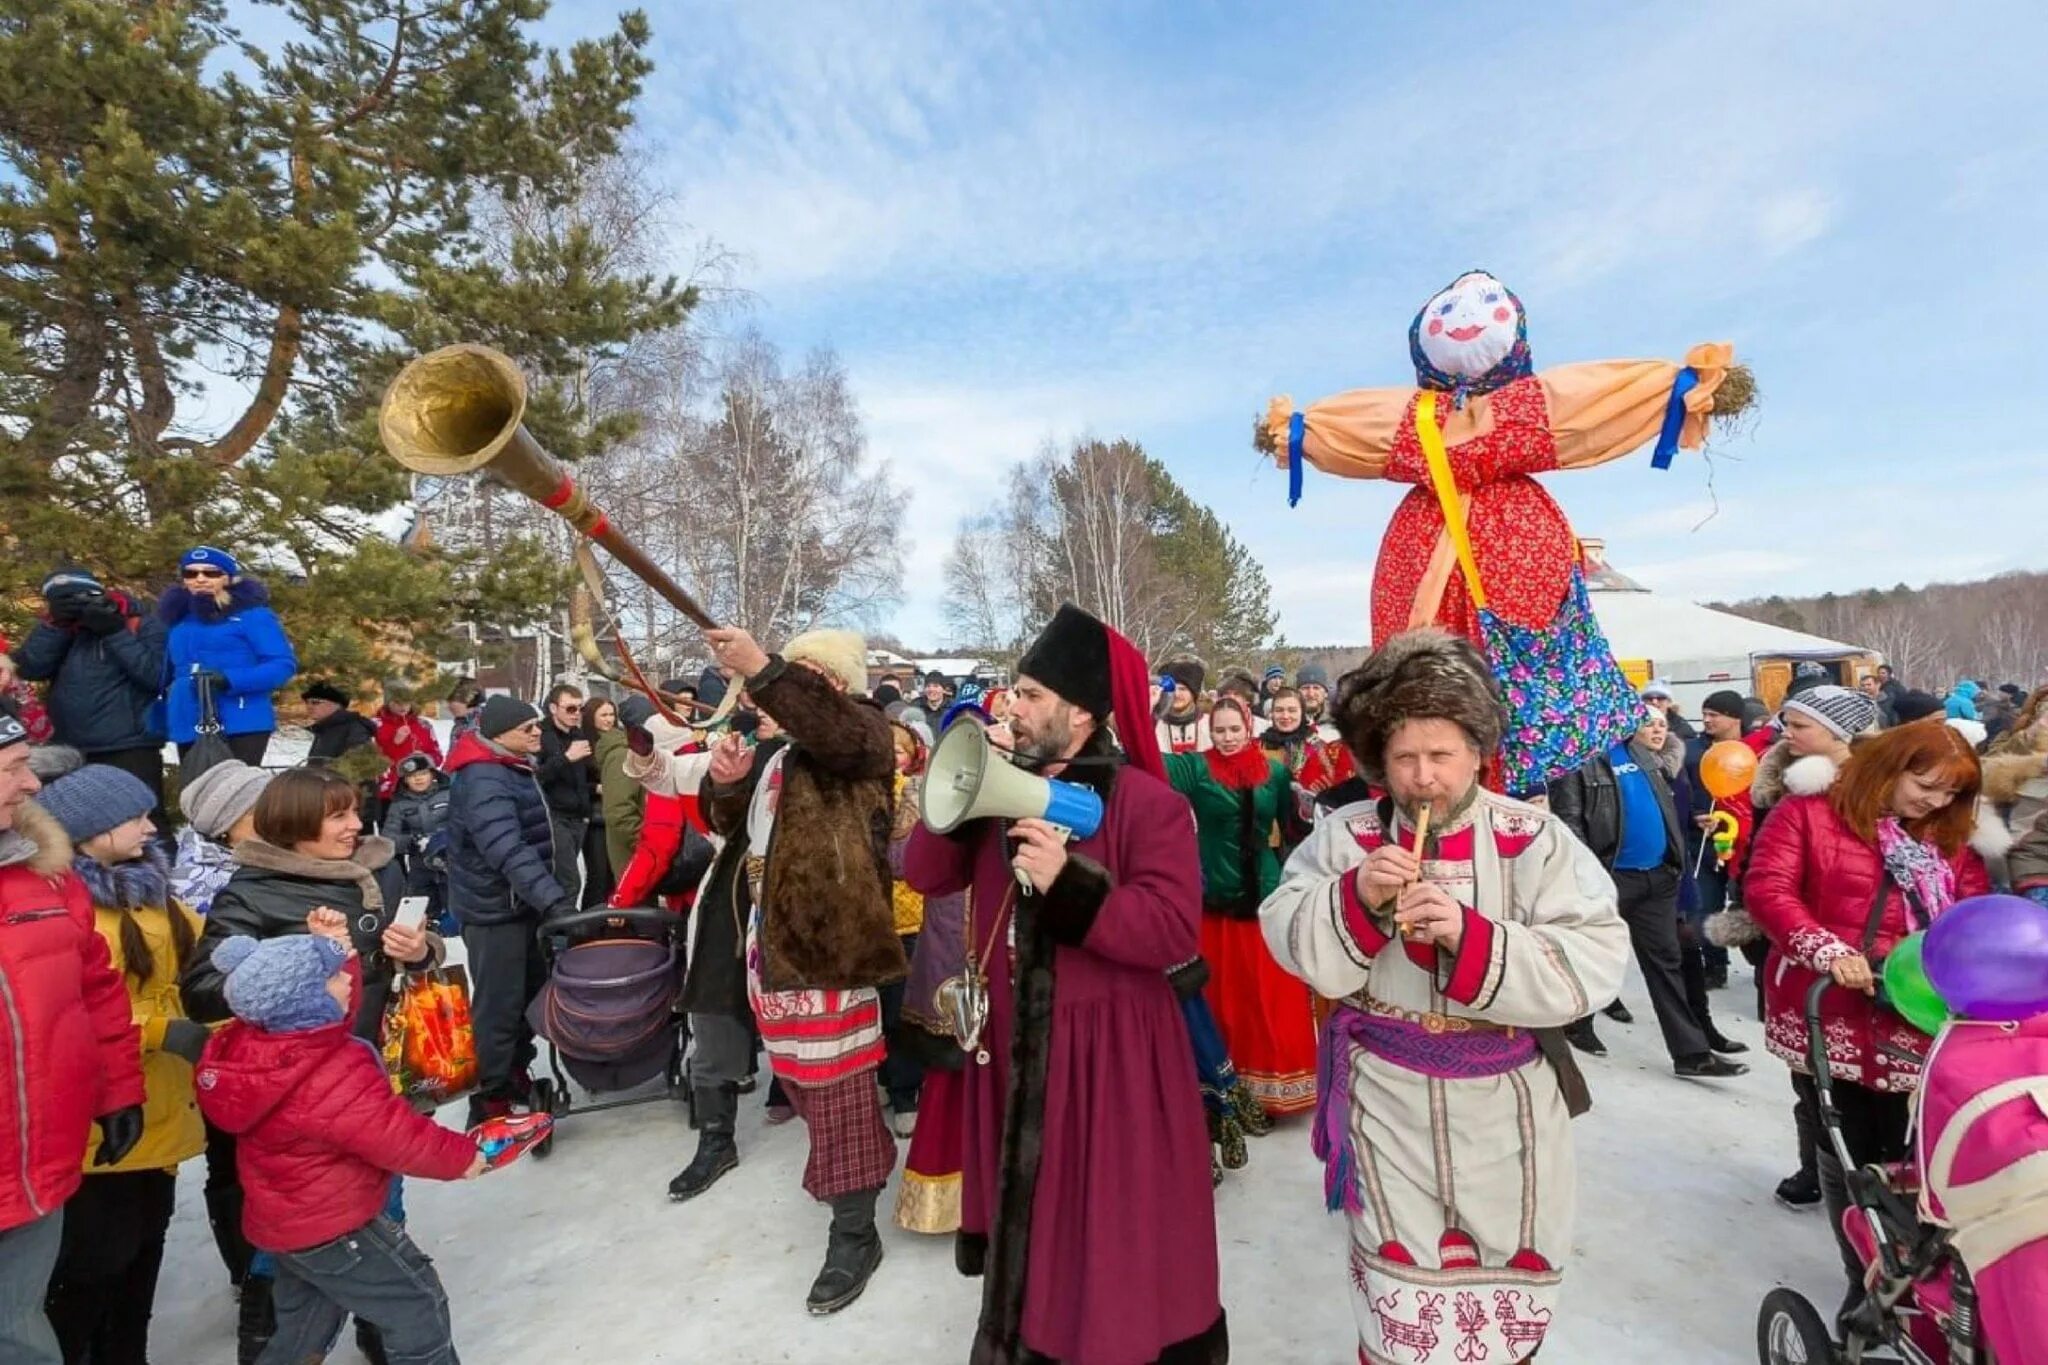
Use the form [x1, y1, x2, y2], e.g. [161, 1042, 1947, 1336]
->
[516, 721, 543, 734]
[558, 704, 583, 714]
[181, 567, 227, 580]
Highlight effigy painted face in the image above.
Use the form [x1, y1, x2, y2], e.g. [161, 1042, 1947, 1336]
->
[1415, 271, 1521, 381]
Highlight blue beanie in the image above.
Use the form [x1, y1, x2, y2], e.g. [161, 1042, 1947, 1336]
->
[180, 545, 241, 577]
[35, 765, 156, 844]
[215, 934, 350, 1032]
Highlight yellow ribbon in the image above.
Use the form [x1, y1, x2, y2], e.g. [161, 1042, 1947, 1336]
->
[1415, 391, 1488, 611]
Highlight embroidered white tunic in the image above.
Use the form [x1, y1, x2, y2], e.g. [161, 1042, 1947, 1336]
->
[1260, 790, 1628, 1365]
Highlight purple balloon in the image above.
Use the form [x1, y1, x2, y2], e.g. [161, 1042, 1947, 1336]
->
[1923, 894, 2048, 1022]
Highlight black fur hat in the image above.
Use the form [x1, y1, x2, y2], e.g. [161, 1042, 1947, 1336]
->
[1017, 604, 1112, 718]
[1331, 629, 1505, 785]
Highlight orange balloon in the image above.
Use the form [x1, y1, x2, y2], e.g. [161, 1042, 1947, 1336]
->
[1700, 740, 1758, 801]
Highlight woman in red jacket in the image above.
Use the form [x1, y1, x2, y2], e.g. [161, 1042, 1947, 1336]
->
[1746, 718, 1993, 1318]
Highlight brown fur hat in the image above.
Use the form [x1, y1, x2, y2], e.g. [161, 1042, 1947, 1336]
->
[1331, 628, 1505, 785]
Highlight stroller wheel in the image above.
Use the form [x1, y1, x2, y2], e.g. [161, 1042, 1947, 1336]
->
[1756, 1288, 1836, 1365]
[530, 1079, 557, 1160]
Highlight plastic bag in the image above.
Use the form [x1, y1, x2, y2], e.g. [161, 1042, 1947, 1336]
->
[382, 965, 478, 1107]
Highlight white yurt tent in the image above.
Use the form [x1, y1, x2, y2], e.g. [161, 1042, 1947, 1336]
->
[1581, 541, 1876, 711]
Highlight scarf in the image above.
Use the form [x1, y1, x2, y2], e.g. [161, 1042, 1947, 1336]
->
[171, 827, 238, 915]
[1204, 700, 1273, 913]
[1408, 275, 1534, 410]
[1876, 816, 1955, 931]
[231, 836, 394, 917]
[72, 846, 172, 910]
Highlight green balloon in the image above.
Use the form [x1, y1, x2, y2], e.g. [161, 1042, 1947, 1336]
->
[1883, 932, 1953, 1037]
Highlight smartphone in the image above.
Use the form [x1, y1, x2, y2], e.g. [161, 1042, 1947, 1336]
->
[392, 896, 431, 932]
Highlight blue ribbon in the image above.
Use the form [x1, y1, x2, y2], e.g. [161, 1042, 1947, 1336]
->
[1650, 367, 1699, 470]
[1287, 411, 1306, 507]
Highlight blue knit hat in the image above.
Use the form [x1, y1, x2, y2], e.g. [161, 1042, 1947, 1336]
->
[215, 934, 350, 1033]
[35, 765, 156, 844]
[180, 545, 241, 577]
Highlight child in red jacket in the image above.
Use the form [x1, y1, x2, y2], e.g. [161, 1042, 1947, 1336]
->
[196, 918, 482, 1364]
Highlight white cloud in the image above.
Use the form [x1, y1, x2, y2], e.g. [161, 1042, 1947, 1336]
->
[1753, 189, 1835, 257]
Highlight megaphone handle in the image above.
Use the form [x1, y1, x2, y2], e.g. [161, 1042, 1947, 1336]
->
[1008, 822, 1075, 897]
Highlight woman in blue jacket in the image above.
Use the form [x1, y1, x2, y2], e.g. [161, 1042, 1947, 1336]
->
[159, 546, 298, 765]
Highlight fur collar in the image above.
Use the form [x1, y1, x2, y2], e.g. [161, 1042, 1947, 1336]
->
[159, 577, 270, 627]
[73, 847, 172, 909]
[1981, 747, 2048, 805]
[0, 803, 75, 877]
[1751, 740, 1846, 807]
[1056, 727, 1123, 801]
[1971, 801, 2015, 861]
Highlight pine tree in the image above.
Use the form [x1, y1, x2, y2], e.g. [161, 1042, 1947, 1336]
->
[0, 0, 690, 685]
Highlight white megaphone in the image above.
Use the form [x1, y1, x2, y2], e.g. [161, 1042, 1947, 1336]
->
[921, 717, 1104, 844]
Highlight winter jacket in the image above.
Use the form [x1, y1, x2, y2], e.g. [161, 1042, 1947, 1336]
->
[707, 657, 905, 992]
[170, 828, 238, 915]
[373, 708, 443, 801]
[1946, 681, 1982, 721]
[1547, 738, 1683, 872]
[307, 708, 378, 764]
[158, 580, 298, 742]
[1984, 733, 2048, 892]
[1164, 752, 1296, 916]
[534, 720, 593, 821]
[194, 957, 477, 1252]
[182, 838, 425, 1044]
[0, 805, 145, 1231]
[445, 731, 568, 926]
[383, 780, 451, 855]
[12, 595, 166, 753]
[1746, 794, 1992, 1092]
[596, 728, 643, 875]
[75, 855, 206, 1175]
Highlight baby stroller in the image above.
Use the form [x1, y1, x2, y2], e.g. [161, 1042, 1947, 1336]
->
[1755, 978, 1987, 1365]
[524, 906, 691, 1158]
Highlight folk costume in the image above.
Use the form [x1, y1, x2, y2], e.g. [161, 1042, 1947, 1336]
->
[904, 604, 1226, 1365]
[1259, 631, 1628, 1365]
[1165, 703, 1316, 1117]
[1266, 270, 1742, 791]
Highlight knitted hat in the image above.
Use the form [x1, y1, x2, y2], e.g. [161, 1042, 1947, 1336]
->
[1781, 685, 1880, 741]
[1894, 690, 1945, 723]
[784, 629, 869, 695]
[923, 669, 949, 687]
[215, 934, 350, 1033]
[0, 713, 25, 752]
[26, 745, 83, 782]
[1701, 689, 1746, 719]
[301, 680, 350, 706]
[1787, 661, 1831, 697]
[41, 567, 104, 600]
[181, 760, 274, 839]
[35, 765, 156, 844]
[1640, 678, 1674, 701]
[396, 753, 438, 780]
[1296, 663, 1331, 689]
[180, 545, 241, 577]
[1262, 665, 1286, 683]
[479, 694, 540, 740]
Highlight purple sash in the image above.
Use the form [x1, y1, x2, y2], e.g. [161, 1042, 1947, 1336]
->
[1313, 1004, 1538, 1215]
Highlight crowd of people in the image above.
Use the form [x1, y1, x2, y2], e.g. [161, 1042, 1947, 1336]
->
[2, 544, 2045, 1364]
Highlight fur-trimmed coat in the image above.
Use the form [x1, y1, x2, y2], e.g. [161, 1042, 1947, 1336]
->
[724, 656, 906, 993]
[902, 730, 1226, 1365]
[1983, 727, 2048, 891]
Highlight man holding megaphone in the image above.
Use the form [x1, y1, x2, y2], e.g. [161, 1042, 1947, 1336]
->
[903, 603, 1227, 1365]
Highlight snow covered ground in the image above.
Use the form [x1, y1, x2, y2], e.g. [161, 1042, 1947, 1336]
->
[149, 969, 1843, 1363]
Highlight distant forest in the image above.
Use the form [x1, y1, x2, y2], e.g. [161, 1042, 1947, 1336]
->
[1713, 571, 2048, 692]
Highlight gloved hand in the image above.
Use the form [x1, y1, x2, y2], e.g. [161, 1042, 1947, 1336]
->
[195, 668, 230, 695]
[626, 723, 654, 758]
[93, 1105, 144, 1167]
[78, 596, 126, 636]
[162, 1018, 210, 1064]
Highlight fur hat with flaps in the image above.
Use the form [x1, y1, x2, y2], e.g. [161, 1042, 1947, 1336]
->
[1331, 628, 1505, 786]
[782, 629, 868, 695]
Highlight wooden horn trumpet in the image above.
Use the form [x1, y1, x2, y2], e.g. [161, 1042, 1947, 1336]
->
[379, 343, 718, 631]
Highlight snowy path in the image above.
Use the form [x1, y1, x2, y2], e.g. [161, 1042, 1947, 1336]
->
[149, 975, 1841, 1363]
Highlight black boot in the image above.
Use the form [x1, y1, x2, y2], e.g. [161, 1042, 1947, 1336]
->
[807, 1188, 885, 1315]
[668, 1086, 739, 1202]
[205, 1185, 254, 1288]
[237, 1275, 275, 1365]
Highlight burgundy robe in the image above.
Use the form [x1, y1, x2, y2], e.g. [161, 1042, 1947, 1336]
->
[904, 742, 1226, 1364]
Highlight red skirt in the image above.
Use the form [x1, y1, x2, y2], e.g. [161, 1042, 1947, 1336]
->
[894, 1063, 963, 1234]
[1200, 912, 1318, 1115]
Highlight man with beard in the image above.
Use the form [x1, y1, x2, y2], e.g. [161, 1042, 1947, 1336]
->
[1295, 662, 1333, 729]
[905, 604, 1226, 1364]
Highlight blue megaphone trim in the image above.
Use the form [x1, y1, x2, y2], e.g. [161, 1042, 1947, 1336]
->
[1041, 778, 1104, 841]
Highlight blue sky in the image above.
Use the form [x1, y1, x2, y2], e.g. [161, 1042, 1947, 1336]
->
[533, 0, 2048, 647]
